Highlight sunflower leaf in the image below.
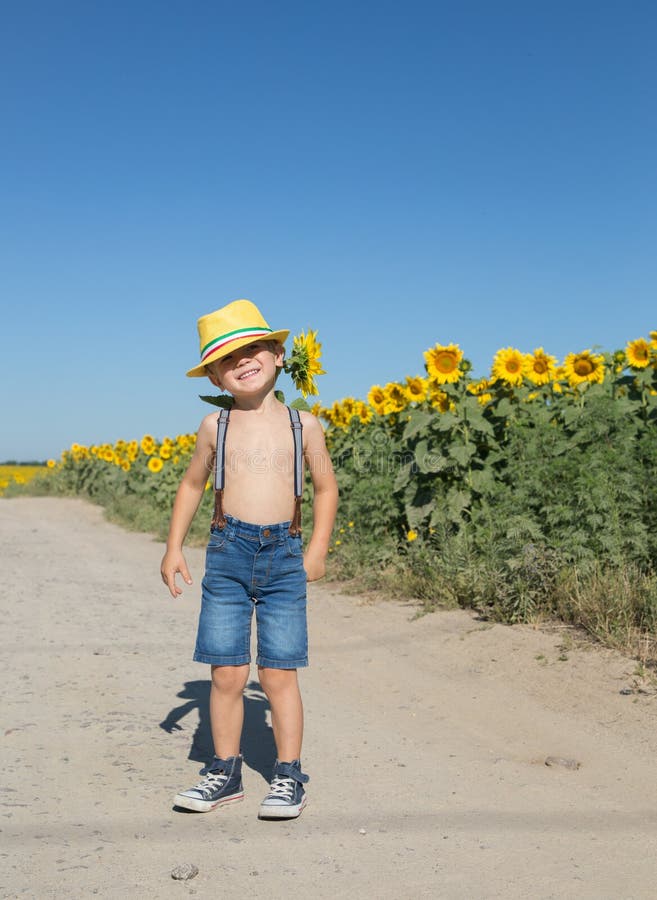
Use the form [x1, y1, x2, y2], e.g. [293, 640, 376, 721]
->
[199, 394, 234, 409]
[448, 442, 476, 466]
[434, 412, 459, 432]
[414, 440, 447, 474]
[290, 397, 311, 411]
[403, 409, 433, 440]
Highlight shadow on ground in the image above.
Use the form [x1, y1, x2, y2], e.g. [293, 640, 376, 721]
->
[159, 678, 276, 780]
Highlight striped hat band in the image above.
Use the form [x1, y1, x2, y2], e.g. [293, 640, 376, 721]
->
[200, 326, 273, 362]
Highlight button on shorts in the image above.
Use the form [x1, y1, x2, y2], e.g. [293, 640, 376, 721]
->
[193, 515, 308, 669]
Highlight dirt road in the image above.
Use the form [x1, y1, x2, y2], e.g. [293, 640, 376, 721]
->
[2, 498, 657, 899]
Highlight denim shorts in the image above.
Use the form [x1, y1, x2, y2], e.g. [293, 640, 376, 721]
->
[193, 514, 308, 669]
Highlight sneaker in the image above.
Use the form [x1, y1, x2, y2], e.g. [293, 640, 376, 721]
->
[258, 759, 309, 820]
[174, 755, 244, 812]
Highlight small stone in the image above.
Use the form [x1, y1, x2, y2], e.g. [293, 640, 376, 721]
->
[545, 756, 581, 770]
[358, 828, 367, 835]
[171, 863, 199, 881]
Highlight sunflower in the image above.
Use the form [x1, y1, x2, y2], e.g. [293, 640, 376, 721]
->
[382, 382, 408, 415]
[612, 349, 627, 374]
[467, 378, 490, 396]
[650, 331, 657, 349]
[491, 347, 525, 387]
[140, 435, 156, 455]
[148, 457, 164, 473]
[340, 397, 358, 422]
[324, 401, 343, 429]
[367, 384, 387, 415]
[319, 405, 335, 427]
[467, 379, 493, 406]
[427, 382, 453, 413]
[286, 329, 326, 397]
[563, 350, 605, 387]
[356, 401, 373, 424]
[424, 343, 463, 384]
[404, 376, 428, 404]
[524, 348, 557, 385]
[625, 338, 651, 369]
[47, 459, 56, 469]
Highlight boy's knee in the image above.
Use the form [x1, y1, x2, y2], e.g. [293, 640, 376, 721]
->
[211, 664, 249, 694]
[258, 666, 298, 694]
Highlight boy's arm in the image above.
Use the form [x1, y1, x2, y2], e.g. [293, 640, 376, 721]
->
[160, 415, 216, 598]
[301, 412, 338, 582]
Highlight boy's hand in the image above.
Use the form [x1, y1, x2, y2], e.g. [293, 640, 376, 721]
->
[303, 548, 326, 582]
[161, 549, 193, 598]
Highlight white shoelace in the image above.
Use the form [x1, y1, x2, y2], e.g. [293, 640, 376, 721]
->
[267, 775, 295, 800]
[193, 770, 227, 798]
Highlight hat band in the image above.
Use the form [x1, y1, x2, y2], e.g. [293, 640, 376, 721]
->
[200, 326, 273, 363]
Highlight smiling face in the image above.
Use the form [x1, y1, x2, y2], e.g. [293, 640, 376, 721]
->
[205, 339, 285, 395]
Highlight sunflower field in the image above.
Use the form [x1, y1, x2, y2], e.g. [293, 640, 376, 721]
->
[29, 433, 216, 541]
[317, 332, 657, 655]
[20, 330, 657, 657]
[0, 465, 46, 496]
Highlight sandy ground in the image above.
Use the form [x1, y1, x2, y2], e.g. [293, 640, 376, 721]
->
[2, 498, 657, 900]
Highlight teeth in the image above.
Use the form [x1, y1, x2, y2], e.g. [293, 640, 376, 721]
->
[239, 368, 259, 380]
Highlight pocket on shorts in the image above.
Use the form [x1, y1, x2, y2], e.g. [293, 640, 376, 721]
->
[207, 530, 228, 552]
[285, 534, 304, 558]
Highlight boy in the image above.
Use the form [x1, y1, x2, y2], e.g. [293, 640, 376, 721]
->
[160, 299, 338, 820]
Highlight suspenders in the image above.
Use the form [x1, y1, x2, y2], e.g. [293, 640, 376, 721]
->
[288, 406, 303, 533]
[211, 406, 303, 535]
[213, 408, 231, 494]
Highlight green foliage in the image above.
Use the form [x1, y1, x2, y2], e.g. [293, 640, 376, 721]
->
[326, 362, 657, 656]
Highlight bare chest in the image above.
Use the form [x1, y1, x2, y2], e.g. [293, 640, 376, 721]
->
[222, 422, 296, 484]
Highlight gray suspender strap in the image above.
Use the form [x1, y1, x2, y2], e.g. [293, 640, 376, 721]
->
[211, 408, 230, 529]
[214, 408, 231, 491]
[288, 406, 303, 499]
[288, 406, 304, 535]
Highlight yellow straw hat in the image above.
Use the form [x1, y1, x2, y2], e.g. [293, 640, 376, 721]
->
[186, 299, 290, 377]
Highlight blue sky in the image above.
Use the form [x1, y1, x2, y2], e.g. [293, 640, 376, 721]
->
[2, 0, 656, 460]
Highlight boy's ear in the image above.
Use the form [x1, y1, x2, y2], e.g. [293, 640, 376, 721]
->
[207, 371, 223, 390]
[274, 342, 285, 367]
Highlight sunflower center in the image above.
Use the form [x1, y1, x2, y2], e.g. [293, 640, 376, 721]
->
[506, 360, 521, 373]
[533, 360, 548, 374]
[436, 353, 458, 373]
[574, 358, 594, 376]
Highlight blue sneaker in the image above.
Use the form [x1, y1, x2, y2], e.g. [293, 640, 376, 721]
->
[174, 755, 244, 812]
[258, 759, 309, 819]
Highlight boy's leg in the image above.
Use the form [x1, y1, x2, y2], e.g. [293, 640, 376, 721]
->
[254, 530, 309, 818]
[173, 663, 250, 813]
[257, 667, 308, 819]
[257, 666, 303, 761]
[210, 663, 250, 758]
